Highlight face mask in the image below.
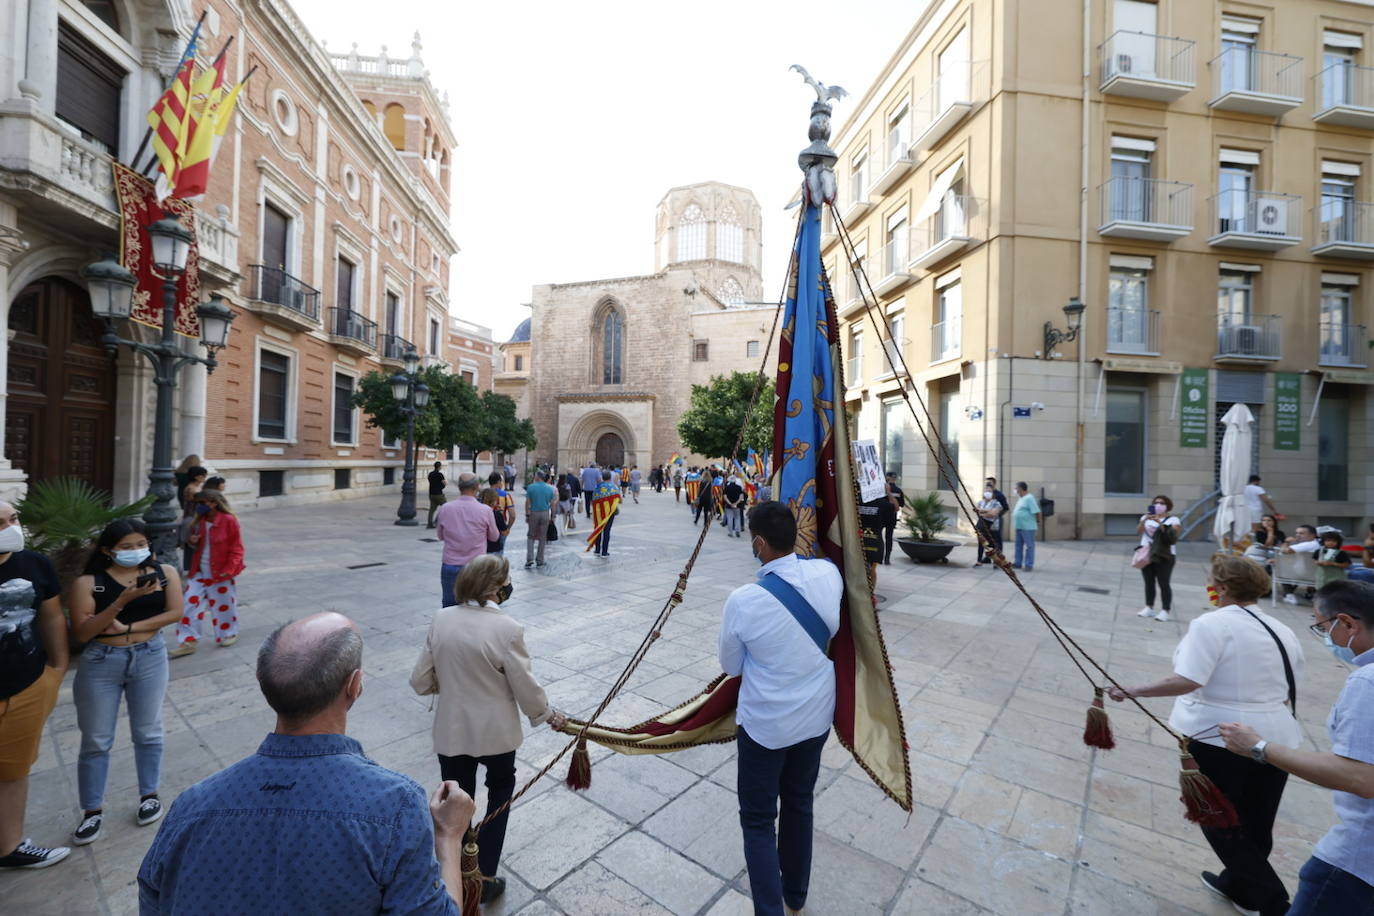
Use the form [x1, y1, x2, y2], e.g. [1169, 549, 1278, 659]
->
[1324, 626, 1359, 665]
[0, 524, 24, 554]
[114, 547, 151, 568]
[1152, 503, 1167, 515]
[496, 582, 514, 604]
[195, 503, 211, 516]
[982, 491, 993, 501]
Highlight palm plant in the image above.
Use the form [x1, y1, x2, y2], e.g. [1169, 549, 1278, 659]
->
[16, 478, 154, 589]
[900, 491, 951, 543]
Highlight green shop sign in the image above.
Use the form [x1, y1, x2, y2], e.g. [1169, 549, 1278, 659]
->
[1274, 372, 1301, 450]
[1180, 368, 1209, 448]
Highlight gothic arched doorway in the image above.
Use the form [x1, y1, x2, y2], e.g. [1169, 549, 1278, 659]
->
[595, 432, 625, 467]
[6, 277, 117, 494]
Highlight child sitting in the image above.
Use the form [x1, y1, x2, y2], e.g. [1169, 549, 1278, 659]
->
[1315, 531, 1352, 590]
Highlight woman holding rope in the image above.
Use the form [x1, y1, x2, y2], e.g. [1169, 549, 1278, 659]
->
[1109, 556, 1303, 916]
[409, 555, 566, 905]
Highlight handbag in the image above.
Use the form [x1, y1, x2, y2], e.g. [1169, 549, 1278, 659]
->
[546, 518, 559, 542]
[1131, 545, 1152, 568]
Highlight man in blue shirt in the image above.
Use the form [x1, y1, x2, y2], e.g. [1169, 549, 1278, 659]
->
[1220, 580, 1374, 914]
[580, 463, 600, 518]
[138, 613, 476, 915]
[719, 502, 842, 916]
[523, 470, 557, 568]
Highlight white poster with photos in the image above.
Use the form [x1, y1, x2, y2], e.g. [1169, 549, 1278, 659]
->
[852, 439, 886, 503]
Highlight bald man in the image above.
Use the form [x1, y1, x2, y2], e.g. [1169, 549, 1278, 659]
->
[138, 613, 475, 915]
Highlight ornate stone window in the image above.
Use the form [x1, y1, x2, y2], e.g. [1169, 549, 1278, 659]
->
[716, 203, 743, 264]
[677, 204, 706, 261]
[718, 276, 745, 307]
[596, 301, 625, 384]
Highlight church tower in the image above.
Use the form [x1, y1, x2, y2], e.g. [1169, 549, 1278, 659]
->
[653, 183, 764, 307]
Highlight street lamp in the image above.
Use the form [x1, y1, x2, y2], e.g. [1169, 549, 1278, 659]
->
[390, 346, 428, 526]
[1042, 296, 1086, 359]
[82, 220, 236, 564]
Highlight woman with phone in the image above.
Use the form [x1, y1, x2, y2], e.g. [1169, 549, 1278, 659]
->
[171, 489, 245, 657]
[1135, 494, 1182, 622]
[66, 518, 183, 846]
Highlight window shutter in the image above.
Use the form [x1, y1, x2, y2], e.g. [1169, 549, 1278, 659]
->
[1215, 370, 1265, 404]
[56, 21, 125, 151]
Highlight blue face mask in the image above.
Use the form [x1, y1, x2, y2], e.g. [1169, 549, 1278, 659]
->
[113, 547, 151, 568]
[1324, 625, 1358, 665]
[195, 503, 211, 516]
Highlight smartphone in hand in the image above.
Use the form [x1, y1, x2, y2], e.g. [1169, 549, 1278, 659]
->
[135, 571, 159, 589]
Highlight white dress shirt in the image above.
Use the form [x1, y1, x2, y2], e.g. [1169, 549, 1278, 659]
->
[718, 553, 843, 750]
[1169, 603, 1305, 749]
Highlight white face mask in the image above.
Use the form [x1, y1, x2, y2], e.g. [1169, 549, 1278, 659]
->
[983, 491, 994, 501]
[0, 524, 24, 554]
[1152, 503, 1167, 515]
[114, 547, 152, 568]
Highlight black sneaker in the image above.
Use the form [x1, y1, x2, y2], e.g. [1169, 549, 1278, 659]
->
[137, 796, 163, 826]
[0, 839, 71, 869]
[480, 876, 507, 904]
[72, 812, 102, 845]
[1200, 872, 1259, 916]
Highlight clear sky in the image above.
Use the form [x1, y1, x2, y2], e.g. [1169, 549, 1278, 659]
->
[291, 0, 924, 342]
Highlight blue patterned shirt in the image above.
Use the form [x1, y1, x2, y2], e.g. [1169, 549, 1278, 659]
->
[138, 733, 458, 915]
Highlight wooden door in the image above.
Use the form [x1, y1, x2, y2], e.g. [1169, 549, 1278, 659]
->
[6, 278, 118, 494]
[595, 432, 624, 468]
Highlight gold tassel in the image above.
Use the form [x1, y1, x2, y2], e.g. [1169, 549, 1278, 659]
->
[1178, 741, 1239, 828]
[565, 735, 592, 790]
[460, 829, 482, 916]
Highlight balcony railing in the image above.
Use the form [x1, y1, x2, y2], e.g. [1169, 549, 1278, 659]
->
[909, 196, 984, 271]
[1216, 314, 1281, 361]
[1319, 322, 1369, 368]
[845, 357, 863, 386]
[872, 237, 913, 295]
[931, 317, 961, 363]
[381, 333, 414, 362]
[1207, 190, 1302, 249]
[1099, 31, 1196, 100]
[328, 307, 377, 347]
[1209, 47, 1303, 115]
[1106, 307, 1160, 355]
[912, 60, 987, 152]
[1097, 177, 1193, 241]
[1315, 62, 1374, 128]
[843, 171, 872, 222]
[249, 265, 320, 319]
[1314, 200, 1374, 259]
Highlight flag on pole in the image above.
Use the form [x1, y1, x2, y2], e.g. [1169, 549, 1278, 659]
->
[585, 487, 622, 552]
[172, 55, 244, 201]
[669, 452, 682, 466]
[146, 26, 202, 202]
[747, 447, 765, 478]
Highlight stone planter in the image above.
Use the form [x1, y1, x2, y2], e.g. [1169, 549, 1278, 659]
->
[896, 538, 957, 564]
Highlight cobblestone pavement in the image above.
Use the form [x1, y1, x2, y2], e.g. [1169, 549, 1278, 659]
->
[3, 487, 1348, 915]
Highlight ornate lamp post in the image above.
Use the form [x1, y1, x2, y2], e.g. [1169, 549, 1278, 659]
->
[81, 218, 235, 563]
[1042, 296, 1086, 359]
[390, 347, 430, 526]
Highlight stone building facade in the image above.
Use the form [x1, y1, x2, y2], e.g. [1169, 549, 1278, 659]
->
[526, 181, 777, 470]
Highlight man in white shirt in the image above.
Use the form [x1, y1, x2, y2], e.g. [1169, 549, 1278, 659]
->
[1244, 475, 1279, 533]
[1282, 525, 1321, 604]
[719, 501, 842, 916]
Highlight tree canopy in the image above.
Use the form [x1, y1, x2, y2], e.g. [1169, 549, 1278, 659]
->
[676, 371, 774, 461]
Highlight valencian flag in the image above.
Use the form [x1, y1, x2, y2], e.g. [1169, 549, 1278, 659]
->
[585, 487, 621, 552]
[147, 25, 202, 203]
[747, 447, 766, 479]
[684, 473, 701, 504]
[172, 53, 246, 201]
[558, 202, 912, 810]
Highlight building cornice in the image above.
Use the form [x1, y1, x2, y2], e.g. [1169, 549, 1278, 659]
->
[555, 392, 657, 403]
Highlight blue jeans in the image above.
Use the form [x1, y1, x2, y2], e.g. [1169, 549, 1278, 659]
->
[74, 633, 169, 810]
[594, 514, 614, 555]
[736, 726, 828, 916]
[440, 563, 464, 607]
[1288, 856, 1374, 914]
[1014, 528, 1036, 568]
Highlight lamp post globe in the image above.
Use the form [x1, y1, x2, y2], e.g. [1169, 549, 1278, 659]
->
[81, 255, 136, 322]
[413, 382, 431, 409]
[196, 294, 236, 355]
[1063, 296, 1086, 332]
[390, 372, 410, 403]
[403, 347, 421, 376]
[145, 217, 193, 274]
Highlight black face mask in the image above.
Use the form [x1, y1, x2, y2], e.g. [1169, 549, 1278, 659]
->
[497, 582, 514, 604]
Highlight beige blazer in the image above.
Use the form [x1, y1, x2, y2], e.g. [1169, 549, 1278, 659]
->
[410, 600, 551, 757]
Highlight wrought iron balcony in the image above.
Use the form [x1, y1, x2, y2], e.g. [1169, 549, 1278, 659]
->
[931, 317, 961, 364]
[909, 196, 984, 272]
[1097, 177, 1193, 241]
[380, 333, 414, 365]
[1318, 322, 1368, 368]
[1106, 307, 1160, 355]
[247, 265, 320, 331]
[1208, 47, 1303, 116]
[1099, 31, 1196, 101]
[1207, 190, 1302, 250]
[328, 307, 377, 355]
[1216, 314, 1281, 361]
[1314, 62, 1374, 129]
[1314, 200, 1374, 260]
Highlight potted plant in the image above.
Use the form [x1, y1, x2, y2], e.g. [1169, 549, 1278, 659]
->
[15, 478, 153, 590]
[896, 491, 957, 563]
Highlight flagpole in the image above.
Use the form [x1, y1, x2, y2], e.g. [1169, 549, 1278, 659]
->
[126, 11, 206, 174]
[139, 35, 237, 179]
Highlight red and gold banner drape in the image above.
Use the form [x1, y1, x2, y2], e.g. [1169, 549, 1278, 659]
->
[584, 492, 622, 551]
[112, 162, 202, 336]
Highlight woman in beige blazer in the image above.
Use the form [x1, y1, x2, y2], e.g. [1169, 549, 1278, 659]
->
[410, 554, 564, 905]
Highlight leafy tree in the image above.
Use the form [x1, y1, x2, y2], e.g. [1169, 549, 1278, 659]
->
[676, 371, 774, 462]
[351, 366, 480, 451]
[463, 389, 537, 471]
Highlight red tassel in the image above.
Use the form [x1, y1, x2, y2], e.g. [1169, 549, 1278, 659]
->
[1178, 743, 1239, 828]
[565, 736, 592, 790]
[460, 830, 482, 916]
[1083, 688, 1116, 750]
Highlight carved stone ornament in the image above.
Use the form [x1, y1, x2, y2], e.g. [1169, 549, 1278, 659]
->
[790, 65, 846, 206]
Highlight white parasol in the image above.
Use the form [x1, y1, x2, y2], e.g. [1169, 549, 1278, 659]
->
[1212, 402, 1255, 546]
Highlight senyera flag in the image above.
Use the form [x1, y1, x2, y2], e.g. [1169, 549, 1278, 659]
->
[557, 202, 912, 812]
[584, 490, 622, 552]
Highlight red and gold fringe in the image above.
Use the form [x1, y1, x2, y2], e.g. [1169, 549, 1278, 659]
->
[460, 829, 482, 916]
[565, 735, 592, 790]
[1178, 742, 1239, 828]
[1082, 687, 1116, 750]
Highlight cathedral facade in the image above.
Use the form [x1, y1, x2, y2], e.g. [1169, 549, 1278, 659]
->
[523, 182, 778, 470]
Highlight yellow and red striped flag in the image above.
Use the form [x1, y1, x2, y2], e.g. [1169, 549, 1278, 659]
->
[147, 51, 199, 202]
[585, 490, 622, 551]
[171, 54, 237, 201]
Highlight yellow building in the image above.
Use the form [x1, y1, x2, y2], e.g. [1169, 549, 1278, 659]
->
[830, 0, 1374, 539]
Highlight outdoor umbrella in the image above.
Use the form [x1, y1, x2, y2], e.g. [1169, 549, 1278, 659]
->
[1212, 402, 1255, 546]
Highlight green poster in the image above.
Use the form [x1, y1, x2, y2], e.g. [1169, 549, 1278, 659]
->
[1274, 372, 1301, 451]
[1180, 368, 1209, 448]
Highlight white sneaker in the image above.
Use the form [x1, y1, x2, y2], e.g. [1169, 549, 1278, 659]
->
[1282, 593, 1298, 605]
[1137, 607, 1156, 618]
[1154, 611, 1171, 623]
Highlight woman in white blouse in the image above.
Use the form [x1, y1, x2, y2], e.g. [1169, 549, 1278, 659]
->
[1110, 556, 1304, 916]
[1135, 494, 1182, 622]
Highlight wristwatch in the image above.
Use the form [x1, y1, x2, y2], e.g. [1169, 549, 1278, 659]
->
[1250, 739, 1269, 764]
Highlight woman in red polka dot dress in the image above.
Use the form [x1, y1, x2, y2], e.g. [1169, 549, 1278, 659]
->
[169, 489, 245, 658]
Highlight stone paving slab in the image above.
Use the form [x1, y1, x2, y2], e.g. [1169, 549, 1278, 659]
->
[0, 488, 1351, 914]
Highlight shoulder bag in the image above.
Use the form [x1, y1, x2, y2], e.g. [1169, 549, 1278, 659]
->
[1240, 606, 1297, 716]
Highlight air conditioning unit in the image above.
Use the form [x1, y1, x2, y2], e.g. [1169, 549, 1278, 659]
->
[1117, 54, 1134, 75]
[1254, 198, 1289, 235]
[1232, 324, 1262, 355]
[287, 289, 304, 313]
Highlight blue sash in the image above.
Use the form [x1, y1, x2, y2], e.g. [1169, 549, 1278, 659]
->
[756, 573, 831, 655]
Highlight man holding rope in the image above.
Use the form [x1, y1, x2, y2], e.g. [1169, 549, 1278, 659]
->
[719, 501, 841, 916]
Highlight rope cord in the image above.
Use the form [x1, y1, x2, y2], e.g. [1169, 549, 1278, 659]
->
[471, 214, 804, 831]
[830, 205, 1183, 741]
